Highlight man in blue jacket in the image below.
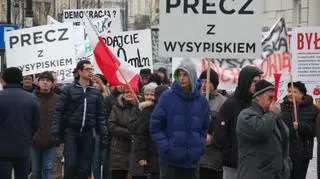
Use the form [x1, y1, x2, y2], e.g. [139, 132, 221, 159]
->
[0, 67, 40, 179]
[51, 60, 108, 179]
[150, 59, 209, 179]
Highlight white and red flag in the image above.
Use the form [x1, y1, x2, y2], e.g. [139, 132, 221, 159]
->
[84, 15, 139, 91]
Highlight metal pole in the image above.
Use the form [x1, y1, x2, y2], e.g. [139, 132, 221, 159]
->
[7, 0, 12, 24]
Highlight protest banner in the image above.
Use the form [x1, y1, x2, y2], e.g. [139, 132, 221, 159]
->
[101, 29, 153, 71]
[159, 0, 262, 58]
[5, 23, 76, 77]
[172, 18, 291, 100]
[291, 27, 320, 82]
[63, 8, 122, 32]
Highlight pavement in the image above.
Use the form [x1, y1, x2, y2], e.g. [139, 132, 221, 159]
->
[307, 139, 317, 179]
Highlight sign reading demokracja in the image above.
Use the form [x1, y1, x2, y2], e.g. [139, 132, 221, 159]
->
[5, 23, 76, 76]
[159, 0, 262, 58]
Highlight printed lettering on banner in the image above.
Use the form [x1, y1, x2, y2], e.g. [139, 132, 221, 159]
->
[172, 18, 291, 100]
[291, 27, 320, 82]
[159, 0, 262, 58]
[4, 23, 76, 76]
[63, 8, 122, 32]
[101, 29, 153, 71]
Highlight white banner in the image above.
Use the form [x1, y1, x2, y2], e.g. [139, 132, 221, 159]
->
[63, 8, 122, 32]
[5, 23, 76, 76]
[159, 0, 262, 58]
[103, 29, 153, 71]
[291, 27, 320, 82]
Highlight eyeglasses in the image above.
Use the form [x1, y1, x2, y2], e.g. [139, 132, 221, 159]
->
[82, 68, 93, 71]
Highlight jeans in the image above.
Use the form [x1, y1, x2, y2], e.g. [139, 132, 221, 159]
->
[0, 157, 29, 179]
[159, 164, 198, 179]
[64, 128, 94, 179]
[222, 166, 237, 179]
[31, 147, 57, 179]
[92, 135, 109, 179]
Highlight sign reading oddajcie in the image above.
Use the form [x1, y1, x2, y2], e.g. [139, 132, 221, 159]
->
[159, 0, 262, 58]
[5, 23, 76, 76]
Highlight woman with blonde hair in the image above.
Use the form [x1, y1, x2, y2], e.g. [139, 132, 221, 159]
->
[92, 75, 110, 97]
[91, 74, 110, 179]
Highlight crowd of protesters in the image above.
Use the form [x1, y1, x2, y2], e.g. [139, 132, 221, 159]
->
[1, 58, 320, 179]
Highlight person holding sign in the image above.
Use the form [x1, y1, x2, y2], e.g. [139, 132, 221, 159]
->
[51, 60, 109, 179]
[150, 59, 209, 179]
[280, 82, 319, 179]
[236, 80, 291, 179]
[198, 69, 226, 179]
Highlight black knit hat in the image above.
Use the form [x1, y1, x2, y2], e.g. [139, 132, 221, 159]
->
[3, 67, 23, 84]
[38, 71, 54, 82]
[253, 80, 274, 97]
[199, 69, 219, 89]
[140, 68, 152, 77]
[148, 73, 161, 85]
[287, 81, 307, 95]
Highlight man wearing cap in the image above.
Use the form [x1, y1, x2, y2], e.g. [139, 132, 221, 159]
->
[31, 71, 60, 179]
[150, 59, 209, 179]
[236, 80, 291, 179]
[281, 81, 319, 179]
[0, 67, 40, 178]
[198, 69, 226, 179]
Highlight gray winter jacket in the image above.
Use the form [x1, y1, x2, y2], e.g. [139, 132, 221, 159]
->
[236, 102, 291, 179]
[199, 92, 226, 170]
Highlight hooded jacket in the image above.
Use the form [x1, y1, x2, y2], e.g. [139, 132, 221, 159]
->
[215, 66, 263, 168]
[158, 67, 171, 85]
[150, 59, 209, 168]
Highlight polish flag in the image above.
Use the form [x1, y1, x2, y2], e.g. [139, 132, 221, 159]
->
[84, 15, 139, 91]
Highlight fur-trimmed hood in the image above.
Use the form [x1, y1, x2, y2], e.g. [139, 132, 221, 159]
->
[138, 101, 154, 111]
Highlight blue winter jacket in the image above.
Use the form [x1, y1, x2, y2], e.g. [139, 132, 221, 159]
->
[149, 59, 209, 168]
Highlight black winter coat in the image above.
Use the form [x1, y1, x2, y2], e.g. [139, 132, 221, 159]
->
[51, 81, 108, 137]
[108, 95, 138, 171]
[0, 84, 40, 157]
[129, 101, 159, 174]
[281, 95, 319, 161]
[215, 66, 263, 168]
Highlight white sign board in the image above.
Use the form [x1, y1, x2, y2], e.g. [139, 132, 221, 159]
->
[5, 23, 76, 76]
[159, 0, 262, 58]
[63, 8, 122, 32]
[291, 27, 320, 82]
[103, 29, 153, 71]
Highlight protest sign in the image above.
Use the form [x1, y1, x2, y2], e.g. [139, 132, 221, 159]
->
[101, 29, 153, 71]
[172, 18, 291, 100]
[5, 23, 76, 77]
[291, 27, 320, 82]
[63, 8, 122, 32]
[159, 0, 262, 58]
